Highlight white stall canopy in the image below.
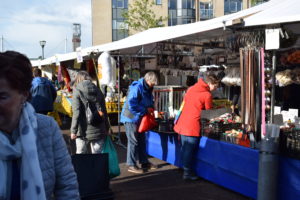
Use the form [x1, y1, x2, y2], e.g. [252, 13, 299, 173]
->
[31, 0, 298, 67]
[81, 1, 274, 55]
[244, 0, 300, 27]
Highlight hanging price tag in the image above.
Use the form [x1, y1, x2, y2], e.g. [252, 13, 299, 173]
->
[55, 55, 60, 66]
[76, 47, 83, 63]
[265, 29, 280, 50]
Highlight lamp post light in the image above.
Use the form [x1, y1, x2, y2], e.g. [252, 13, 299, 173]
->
[39, 40, 46, 59]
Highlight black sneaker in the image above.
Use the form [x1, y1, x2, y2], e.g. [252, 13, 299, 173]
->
[128, 166, 144, 174]
[183, 175, 199, 181]
[141, 163, 158, 170]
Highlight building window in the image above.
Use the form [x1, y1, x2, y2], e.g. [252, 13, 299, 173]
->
[113, 0, 128, 8]
[112, 29, 129, 41]
[112, 19, 129, 41]
[112, 20, 128, 29]
[224, 0, 242, 15]
[117, 0, 124, 8]
[252, 0, 268, 6]
[156, 0, 162, 5]
[168, 0, 177, 9]
[200, 2, 213, 20]
[168, 9, 177, 26]
[168, 0, 195, 26]
[182, 0, 195, 9]
[112, 0, 128, 41]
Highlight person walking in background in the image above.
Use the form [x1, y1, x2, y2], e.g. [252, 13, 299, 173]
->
[30, 68, 57, 114]
[70, 71, 109, 154]
[0, 51, 80, 200]
[174, 74, 220, 181]
[120, 71, 159, 174]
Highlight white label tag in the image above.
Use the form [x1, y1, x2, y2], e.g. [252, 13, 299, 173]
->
[274, 106, 281, 115]
[265, 29, 280, 50]
[76, 47, 83, 63]
[55, 55, 60, 66]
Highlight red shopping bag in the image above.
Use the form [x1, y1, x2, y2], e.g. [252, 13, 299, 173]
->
[138, 110, 157, 133]
[238, 133, 250, 148]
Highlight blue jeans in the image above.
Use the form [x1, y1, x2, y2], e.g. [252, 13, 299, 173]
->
[180, 135, 200, 176]
[125, 122, 149, 166]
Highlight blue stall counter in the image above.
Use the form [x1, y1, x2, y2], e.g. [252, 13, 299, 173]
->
[145, 131, 300, 200]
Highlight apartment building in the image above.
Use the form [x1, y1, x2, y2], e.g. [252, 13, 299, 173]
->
[92, 0, 263, 45]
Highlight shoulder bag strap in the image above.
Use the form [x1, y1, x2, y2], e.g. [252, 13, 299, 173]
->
[78, 90, 89, 108]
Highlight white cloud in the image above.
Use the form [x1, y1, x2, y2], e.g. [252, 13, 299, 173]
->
[0, 0, 92, 59]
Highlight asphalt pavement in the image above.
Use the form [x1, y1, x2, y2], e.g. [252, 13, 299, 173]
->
[61, 117, 251, 200]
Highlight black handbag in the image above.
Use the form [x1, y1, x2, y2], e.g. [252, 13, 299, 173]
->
[71, 154, 113, 199]
[79, 92, 102, 125]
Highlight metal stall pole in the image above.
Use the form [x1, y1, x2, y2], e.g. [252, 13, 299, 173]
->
[270, 51, 277, 124]
[255, 48, 262, 143]
[257, 51, 279, 200]
[257, 126, 279, 200]
[116, 55, 126, 149]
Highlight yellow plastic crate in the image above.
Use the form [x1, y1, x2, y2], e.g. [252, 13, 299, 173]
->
[213, 99, 232, 108]
[106, 102, 124, 113]
[54, 92, 73, 117]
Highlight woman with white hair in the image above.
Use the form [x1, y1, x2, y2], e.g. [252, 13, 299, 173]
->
[120, 71, 158, 174]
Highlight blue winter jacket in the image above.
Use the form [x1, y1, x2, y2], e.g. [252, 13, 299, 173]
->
[36, 114, 80, 199]
[30, 77, 57, 113]
[120, 78, 154, 123]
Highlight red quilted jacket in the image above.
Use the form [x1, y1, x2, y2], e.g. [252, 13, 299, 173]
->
[174, 78, 213, 137]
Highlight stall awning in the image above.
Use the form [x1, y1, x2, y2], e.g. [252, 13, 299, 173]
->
[31, 52, 77, 67]
[31, 0, 293, 67]
[244, 0, 300, 26]
[81, 1, 273, 55]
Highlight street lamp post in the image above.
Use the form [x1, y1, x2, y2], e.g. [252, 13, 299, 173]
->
[39, 40, 46, 59]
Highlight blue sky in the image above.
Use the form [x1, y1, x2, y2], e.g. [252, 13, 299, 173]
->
[0, 0, 91, 59]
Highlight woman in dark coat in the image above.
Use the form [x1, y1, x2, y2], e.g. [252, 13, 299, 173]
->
[70, 71, 109, 154]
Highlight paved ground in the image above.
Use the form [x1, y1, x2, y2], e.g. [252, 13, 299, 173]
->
[60, 117, 251, 200]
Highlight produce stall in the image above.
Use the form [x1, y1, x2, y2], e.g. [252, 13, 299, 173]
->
[51, 51, 124, 118]
[54, 91, 73, 118]
[53, 91, 124, 117]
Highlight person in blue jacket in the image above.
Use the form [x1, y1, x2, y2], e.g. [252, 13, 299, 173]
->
[30, 68, 57, 114]
[121, 71, 158, 174]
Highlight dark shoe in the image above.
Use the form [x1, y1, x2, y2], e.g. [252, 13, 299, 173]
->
[141, 163, 158, 170]
[183, 175, 199, 181]
[128, 166, 144, 174]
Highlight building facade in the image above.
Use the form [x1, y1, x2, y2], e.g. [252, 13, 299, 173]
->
[92, 0, 262, 45]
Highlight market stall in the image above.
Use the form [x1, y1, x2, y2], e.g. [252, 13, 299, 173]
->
[145, 131, 300, 200]
[53, 90, 124, 117]
[41, 52, 125, 120]
[54, 90, 73, 117]
[30, 0, 300, 199]
[144, 3, 300, 199]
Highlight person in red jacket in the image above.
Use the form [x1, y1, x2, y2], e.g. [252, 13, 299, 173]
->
[174, 74, 220, 180]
